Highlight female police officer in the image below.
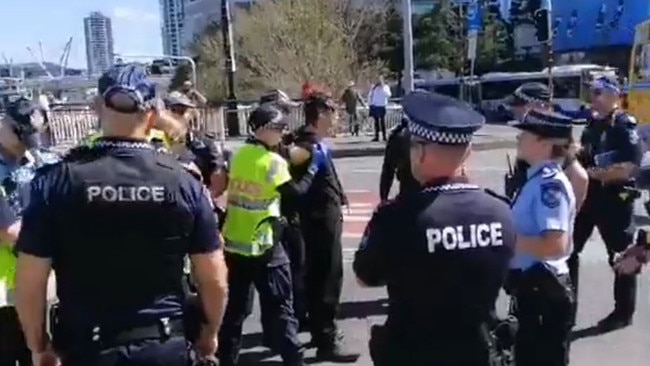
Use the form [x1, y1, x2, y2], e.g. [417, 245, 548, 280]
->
[509, 109, 576, 366]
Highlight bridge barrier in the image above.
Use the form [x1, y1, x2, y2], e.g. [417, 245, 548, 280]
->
[44, 104, 404, 147]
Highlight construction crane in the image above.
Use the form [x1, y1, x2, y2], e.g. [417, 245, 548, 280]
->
[26, 42, 53, 79]
[1, 53, 12, 77]
[58, 37, 73, 77]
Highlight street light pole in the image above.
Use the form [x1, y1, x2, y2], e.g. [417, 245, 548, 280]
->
[221, 0, 240, 136]
[401, 0, 414, 94]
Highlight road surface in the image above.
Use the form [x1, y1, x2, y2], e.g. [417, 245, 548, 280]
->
[240, 149, 650, 366]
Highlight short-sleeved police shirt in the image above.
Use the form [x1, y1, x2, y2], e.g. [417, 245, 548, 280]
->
[16, 139, 220, 328]
[353, 177, 515, 347]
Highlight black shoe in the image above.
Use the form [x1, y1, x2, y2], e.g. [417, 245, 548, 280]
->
[371, 137, 379, 142]
[315, 332, 360, 363]
[597, 310, 633, 332]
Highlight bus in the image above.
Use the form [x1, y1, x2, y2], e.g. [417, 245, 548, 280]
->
[414, 77, 481, 106]
[480, 65, 617, 119]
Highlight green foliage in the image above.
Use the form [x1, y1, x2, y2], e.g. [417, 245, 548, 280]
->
[377, 2, 404, 77]
[412, 0, 508, 74]
[169, 62, 193, 91]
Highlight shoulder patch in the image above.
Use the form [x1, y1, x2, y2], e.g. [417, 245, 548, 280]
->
[540, 181, 564, 209]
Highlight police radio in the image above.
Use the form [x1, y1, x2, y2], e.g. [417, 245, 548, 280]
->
[503, 154, 517, 201]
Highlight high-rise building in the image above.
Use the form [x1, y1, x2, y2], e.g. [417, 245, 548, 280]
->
[84, 11, 114, 76]
[160, 0, 185, 56]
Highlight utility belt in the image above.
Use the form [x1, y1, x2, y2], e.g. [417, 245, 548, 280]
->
[506, 264, 574, 305]
[368, 322, 515, 366]
[49, 304, 185, 354]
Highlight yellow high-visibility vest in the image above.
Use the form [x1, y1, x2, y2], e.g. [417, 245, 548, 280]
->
[221, 143, 291, 256]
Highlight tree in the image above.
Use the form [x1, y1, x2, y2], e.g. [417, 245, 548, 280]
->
[168, 62, 193, 91]
[413, 0, 508, 75]
[414, 0, 464, 72]
[193, 0, 385, 100]
[377, 2, 404, 78]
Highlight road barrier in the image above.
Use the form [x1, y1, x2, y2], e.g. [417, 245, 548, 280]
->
[45, 104, 404, 147]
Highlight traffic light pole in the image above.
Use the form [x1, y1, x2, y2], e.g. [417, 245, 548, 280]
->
[221, 0, 240, 137]
[546, 40, 554, 99]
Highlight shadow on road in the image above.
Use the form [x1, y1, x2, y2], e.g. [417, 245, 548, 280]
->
[570, 325, 618, 341]
[337, 298, 388, 319]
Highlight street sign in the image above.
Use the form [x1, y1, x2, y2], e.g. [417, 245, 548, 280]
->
[466, 0, 482, 32]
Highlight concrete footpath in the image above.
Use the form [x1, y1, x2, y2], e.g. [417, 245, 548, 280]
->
[224, 124, 520, 159]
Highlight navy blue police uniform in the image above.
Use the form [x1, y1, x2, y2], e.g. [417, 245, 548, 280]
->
[15, 65, 221, 366]
[569, 77, 642, 329]
[353, 91, 515, 366]
[379, 117, 419, 201]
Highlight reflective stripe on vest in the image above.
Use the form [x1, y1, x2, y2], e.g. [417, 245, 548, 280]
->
[0, 245, 16, 306]
[81, 129, 171, 148]
[222, 144, 284, 257]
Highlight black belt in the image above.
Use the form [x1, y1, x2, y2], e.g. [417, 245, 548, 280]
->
[65, 318, 185, 349]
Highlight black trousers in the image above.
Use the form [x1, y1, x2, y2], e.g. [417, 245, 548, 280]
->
[368, 325, 491, 366]
[569, 189, 637, 320]
[260, 223, 307, 342]
[300, 214, 344, 345]
[513, 267, 573, 366]
[0, 306, 32, 366]
[369, 106, 387, 140]
[59, 337, 188, 366]
[218, 253, 302, 366]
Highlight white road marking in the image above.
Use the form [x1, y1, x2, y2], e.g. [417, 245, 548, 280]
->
[345, 189, 371, 193]
[343, 215, 372, 222]
[351, 169, 380, 173]
[348, 202, 374, 208]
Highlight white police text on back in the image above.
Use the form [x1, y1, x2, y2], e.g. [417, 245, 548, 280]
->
[87, 185, 166, 203]
[426, 223, 503, 253]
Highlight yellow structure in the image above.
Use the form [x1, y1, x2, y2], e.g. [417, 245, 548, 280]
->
[627, 19, 650, 125]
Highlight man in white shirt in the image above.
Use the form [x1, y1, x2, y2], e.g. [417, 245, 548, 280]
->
[367, 76, 391, 141]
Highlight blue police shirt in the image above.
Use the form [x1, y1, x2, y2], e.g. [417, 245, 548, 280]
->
[15, 141, 220, 327]
[0, 150, 60, 230]
[510, 161, 576, 275]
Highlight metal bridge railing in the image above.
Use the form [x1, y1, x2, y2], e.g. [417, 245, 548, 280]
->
[44, 104, 404, 148]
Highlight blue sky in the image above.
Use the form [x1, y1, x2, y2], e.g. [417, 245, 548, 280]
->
[0, 0, 162, 69]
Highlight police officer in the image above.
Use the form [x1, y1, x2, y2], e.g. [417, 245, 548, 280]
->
[165, 91, 197, 121]
[354, 91, 515, 366]
[508, 109, 576, 366]
[218, 104, 321, 366]
[504, 83, 589, 209]
[0, 98, 59, 366]
[12, 64, 229, 366]
[379, 116, 419, 202]
[258, 89, 309, 344]
[291, 92, 359, 362]
[570, 76, 642, 330]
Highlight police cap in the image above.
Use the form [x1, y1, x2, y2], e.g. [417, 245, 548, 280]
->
[5, 97, 45, 149]
[248, 104, 289, 132]
[98, 63, 157, 114]
[165, 91, 196, 108]
[510, 108, 573, 139]
[505, 82, 551, 106]
[401, 91, 485, 145]
[589, 75, 621, 95]
[259, 89, 300, 114]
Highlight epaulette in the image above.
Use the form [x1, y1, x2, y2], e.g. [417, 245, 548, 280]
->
[540, 166, 558, 179]
[484, 188, 511, 206]
[613, 110, 637, 127]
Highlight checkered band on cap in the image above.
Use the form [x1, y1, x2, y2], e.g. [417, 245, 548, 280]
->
[513, 88, 546, 104]
[407, 118, 473, 145]
[521, 109, 573, 128]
